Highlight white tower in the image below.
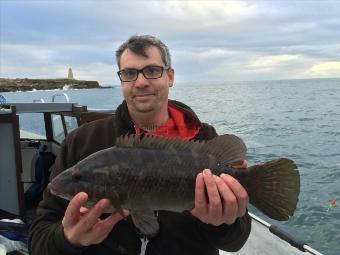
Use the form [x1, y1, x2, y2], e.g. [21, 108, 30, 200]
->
[68, 68, 74, 80]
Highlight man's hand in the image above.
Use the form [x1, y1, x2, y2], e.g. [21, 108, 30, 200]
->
[190, 169, 249, 226]
[62, 192, 129, 247]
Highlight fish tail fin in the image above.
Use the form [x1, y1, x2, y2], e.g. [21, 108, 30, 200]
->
[246, 158, 300, 221]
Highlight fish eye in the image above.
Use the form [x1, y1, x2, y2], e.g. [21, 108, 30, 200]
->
[71, 170, 82, 181]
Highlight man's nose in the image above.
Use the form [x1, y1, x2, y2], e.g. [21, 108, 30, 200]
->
[134, 72, 149, 88]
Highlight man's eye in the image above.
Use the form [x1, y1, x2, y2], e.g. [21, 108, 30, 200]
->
[123, 70, 136, 77]
[146, 67, 156, 73]
[144, 66, 160, 75]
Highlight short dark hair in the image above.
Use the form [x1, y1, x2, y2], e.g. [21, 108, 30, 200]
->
[116, 35, 171, 69]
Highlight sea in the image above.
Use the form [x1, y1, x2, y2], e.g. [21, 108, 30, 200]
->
[1, 78, 340, 255]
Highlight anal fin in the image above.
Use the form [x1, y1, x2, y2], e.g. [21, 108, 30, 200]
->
[131, 210, 160, 237]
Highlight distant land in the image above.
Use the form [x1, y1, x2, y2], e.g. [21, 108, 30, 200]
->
[0, 78, 103, 92]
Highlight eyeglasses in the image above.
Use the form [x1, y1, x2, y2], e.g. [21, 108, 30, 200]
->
[117, 65, 169, 82]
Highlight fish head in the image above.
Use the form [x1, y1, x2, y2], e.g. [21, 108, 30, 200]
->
[48, 162, 126, 211]
[48, 165, 94, 201]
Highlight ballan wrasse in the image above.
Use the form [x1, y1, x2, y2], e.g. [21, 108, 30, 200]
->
[49, 134, 300, 236]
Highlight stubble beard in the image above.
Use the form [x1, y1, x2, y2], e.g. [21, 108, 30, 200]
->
[131, 97, 157, 113]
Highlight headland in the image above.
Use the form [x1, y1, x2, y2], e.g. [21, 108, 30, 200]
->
[0, 78, 101, 92]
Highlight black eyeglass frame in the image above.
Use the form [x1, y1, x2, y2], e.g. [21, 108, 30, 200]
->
[117, 65, 170, 82]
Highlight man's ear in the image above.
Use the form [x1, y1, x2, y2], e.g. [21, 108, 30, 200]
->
[167, 68, 175, 87]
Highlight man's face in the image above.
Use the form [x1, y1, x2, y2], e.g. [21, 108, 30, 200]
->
[119, 46, 174, 114]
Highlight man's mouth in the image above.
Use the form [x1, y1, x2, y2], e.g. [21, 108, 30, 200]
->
[134, 93, 154, 100]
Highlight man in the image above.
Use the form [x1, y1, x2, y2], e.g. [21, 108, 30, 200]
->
[28, 35, 251, 255]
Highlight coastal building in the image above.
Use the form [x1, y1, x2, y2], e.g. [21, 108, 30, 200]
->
[68, 68, 74, 80]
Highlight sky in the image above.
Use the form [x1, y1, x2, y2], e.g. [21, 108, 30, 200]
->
[0, 0, 340, 86]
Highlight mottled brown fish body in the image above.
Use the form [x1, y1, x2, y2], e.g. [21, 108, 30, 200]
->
[51, 147, 229, 211]
[49, 134, 300, 235]
[104, 148, 235, 211]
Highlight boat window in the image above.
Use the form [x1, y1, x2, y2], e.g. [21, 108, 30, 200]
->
[51, 114, 65, 143]
[64, 116, 78, 134]
[19, 113, 46, 139]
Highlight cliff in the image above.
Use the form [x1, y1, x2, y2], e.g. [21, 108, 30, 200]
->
[0, 78, 100, 92]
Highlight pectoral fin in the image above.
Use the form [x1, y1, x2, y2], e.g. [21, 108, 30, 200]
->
[109, 190, 125, 218]
[131, 210, 159, 237]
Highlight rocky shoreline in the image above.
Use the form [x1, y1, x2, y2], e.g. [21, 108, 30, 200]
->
[0, 78, 101, 92]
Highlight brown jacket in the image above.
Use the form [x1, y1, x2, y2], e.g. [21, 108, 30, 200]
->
[28, 100, 251, 255]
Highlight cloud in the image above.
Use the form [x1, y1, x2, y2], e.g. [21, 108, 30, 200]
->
[308, 61, 340, 76]
[1, 0, 340, 84]
[247, 54, 300, 71]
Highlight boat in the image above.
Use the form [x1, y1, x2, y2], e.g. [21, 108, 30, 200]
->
[0, 94, 324, 255]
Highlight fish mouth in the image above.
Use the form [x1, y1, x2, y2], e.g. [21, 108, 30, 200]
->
[47, 182, 71, 200]
[47, 182, 61, 196]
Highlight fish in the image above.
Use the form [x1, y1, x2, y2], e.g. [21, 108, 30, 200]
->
[48, 134, 300, 236]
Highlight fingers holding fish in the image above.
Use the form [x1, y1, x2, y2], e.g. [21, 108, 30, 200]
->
[78, 198, 112, 231]
[62, 192, 88, 228]
[62, 195, 108, 246]
[194, 172, 208, 207]
[202, 169, 224, 226]
[81, 209, 130, 246]
[191, 169, 227, 226]
[62, 194, 126, 247]
[214, 175, 238, 225]
[191, 170, 249, 226]
[191, 173, 208, 221]
[220, 174, 249, 218]
[80, 206, 89, 214]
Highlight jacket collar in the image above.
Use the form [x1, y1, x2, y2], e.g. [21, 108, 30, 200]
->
[114, 99, 202, 136]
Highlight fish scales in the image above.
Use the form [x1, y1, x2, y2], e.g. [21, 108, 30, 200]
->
[49, 134, 300, 236]
[109, 147, 223, 211]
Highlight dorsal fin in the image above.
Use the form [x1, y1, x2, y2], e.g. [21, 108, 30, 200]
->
[201, 134, 247, 165]
[116, 134, 246, 165]
[116, 134, 204, 152]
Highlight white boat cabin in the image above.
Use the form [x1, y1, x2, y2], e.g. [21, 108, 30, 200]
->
[0, 102, 113, 216]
